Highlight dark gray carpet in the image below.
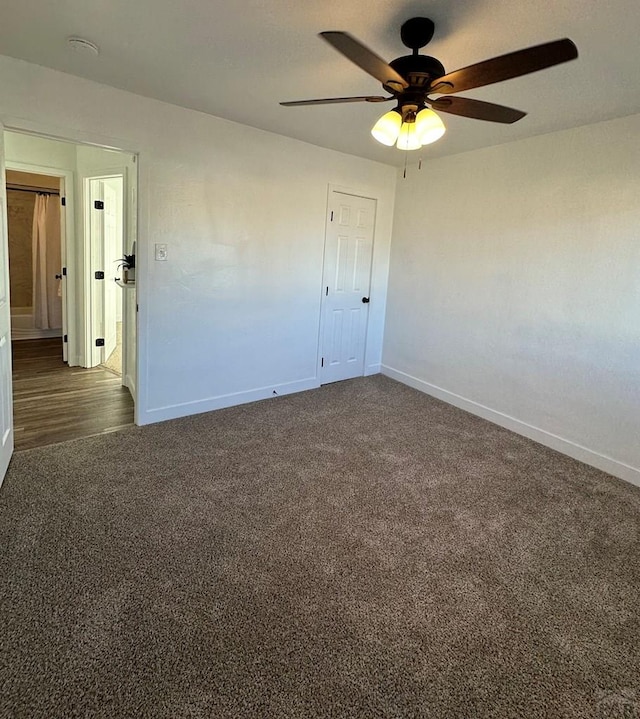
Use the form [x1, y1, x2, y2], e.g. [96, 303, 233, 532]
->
[1, 375, 639, 719]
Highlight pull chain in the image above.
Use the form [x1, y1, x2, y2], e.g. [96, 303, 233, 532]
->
[403, 151, 408, 179]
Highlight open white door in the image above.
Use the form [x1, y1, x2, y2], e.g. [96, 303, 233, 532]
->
[0, 124, 15, 483]
[102, 181, 119, 360]
[88, 178, 120, 367]
[59, 177, 69, 363]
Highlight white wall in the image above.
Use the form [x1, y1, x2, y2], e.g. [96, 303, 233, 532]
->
[383, 113, 640, 486]
[4, 131, 76, 170]
[0, 55, 396, 424]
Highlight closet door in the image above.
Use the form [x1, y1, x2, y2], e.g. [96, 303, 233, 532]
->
[0, 122, 15, 485]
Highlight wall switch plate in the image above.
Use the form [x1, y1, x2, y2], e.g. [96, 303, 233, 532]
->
[155, 243, 168, 261]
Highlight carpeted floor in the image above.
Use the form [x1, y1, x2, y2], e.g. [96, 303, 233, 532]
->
[1, 375, 639, 718]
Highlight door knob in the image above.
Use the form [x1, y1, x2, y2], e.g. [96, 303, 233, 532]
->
[361, 297, 370, 304]
[55, 274, 63, 280]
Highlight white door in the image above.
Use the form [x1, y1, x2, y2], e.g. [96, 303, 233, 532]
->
[102, 181, 119, 360]
[320, 191, 376, 384]
[59, 179, 69, 362]
[0, 124, 14, 483]
[88, 178, 120, 367]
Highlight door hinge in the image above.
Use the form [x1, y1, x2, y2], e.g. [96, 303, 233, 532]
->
[94, 200, 104, 210]
[63, 334, 68, 343]
[321, 358, 324, 367]
[330, 211, 334, 222]
[95, 338, 105, 347]
[95, 271, 105, 280]
[61, 197, 66, 206]
[325, 286, 329, 296]
[62, 267, 67, 276]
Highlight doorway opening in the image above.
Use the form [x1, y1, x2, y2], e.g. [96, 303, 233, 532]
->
[87, 174, 126, 377]
[4, 131, 138, 450]
[5, 170, 64, 344]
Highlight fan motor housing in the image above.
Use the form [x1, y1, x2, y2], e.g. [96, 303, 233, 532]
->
[388, 55, 445, 90]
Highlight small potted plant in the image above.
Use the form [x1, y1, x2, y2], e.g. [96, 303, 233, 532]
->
[116, 253, 136, 283]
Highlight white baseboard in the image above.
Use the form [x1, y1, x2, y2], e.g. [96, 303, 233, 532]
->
[139, 377, 320, 425]
[0, 436, 13, 489]
[381, 365, 640, 488]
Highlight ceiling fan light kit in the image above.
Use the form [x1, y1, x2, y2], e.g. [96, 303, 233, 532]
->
[371, 109, 402, 146]
[371, 106, 445, 149]
[396, 120, 422, 151]
[281, 17, 578, 153]
[415, 108, 446, 145]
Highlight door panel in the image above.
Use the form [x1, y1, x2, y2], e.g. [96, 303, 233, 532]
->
[59, 179, 68, 362]
[88, 177, 122, 368]
[89, 179, 105, 367]
[320, 192, 375, 384]
[0, 124, 14, 484]
[329, 310, 344, 365]
[102, 181, 119, 360]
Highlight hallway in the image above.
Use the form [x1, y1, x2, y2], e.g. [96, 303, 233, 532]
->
[12, 338, 134, 450]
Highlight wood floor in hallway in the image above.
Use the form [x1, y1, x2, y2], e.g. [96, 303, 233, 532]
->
[12, 338, 134, 451]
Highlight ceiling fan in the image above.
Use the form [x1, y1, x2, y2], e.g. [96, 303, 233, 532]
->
[281, 18, 578, 151]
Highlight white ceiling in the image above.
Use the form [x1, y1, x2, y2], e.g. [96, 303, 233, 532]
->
[1, 0, 639, 166]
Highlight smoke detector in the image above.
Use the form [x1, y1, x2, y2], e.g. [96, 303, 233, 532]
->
[67, 37, 100, 56]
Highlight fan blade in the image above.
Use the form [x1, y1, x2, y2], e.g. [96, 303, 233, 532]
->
[280, 96, 392, 107]
[430, 38, 578, 95]
[431, 96, 526, 123]
[320, 31, 409, 92]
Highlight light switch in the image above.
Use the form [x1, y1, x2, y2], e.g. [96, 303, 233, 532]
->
[155, 243, 168, 261]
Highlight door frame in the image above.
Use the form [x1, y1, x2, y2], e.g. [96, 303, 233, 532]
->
[82, 170, 128, 373]
[316, 183, 378, 383]
[1, 120, 140, 425]
[0, 122, 13, 484]
[5, 160, 76, 364]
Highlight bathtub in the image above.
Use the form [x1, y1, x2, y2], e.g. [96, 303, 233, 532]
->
[11, 307, 62, 341]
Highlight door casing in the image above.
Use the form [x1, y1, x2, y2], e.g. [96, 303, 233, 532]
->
[1, 120, 140, 426]
[0, 121, 13, 485]
[5, 160, 75, 364]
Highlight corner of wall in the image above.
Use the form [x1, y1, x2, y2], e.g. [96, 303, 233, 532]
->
[382, 365, 640, 488]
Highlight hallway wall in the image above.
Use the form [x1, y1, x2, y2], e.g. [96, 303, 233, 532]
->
[0, 54, 397, 425]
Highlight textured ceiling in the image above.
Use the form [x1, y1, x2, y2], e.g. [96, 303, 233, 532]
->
[1, 0, 638, 166]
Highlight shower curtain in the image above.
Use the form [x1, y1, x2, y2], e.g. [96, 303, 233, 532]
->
[32, 194, 62, 330]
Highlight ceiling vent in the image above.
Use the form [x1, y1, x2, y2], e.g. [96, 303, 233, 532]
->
[67, 37, 100, 56]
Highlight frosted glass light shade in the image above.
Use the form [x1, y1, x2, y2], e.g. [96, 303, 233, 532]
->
[415, 108, 446, 145]
[396, 121, 421, 151]
[371, 110, 402, 146]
